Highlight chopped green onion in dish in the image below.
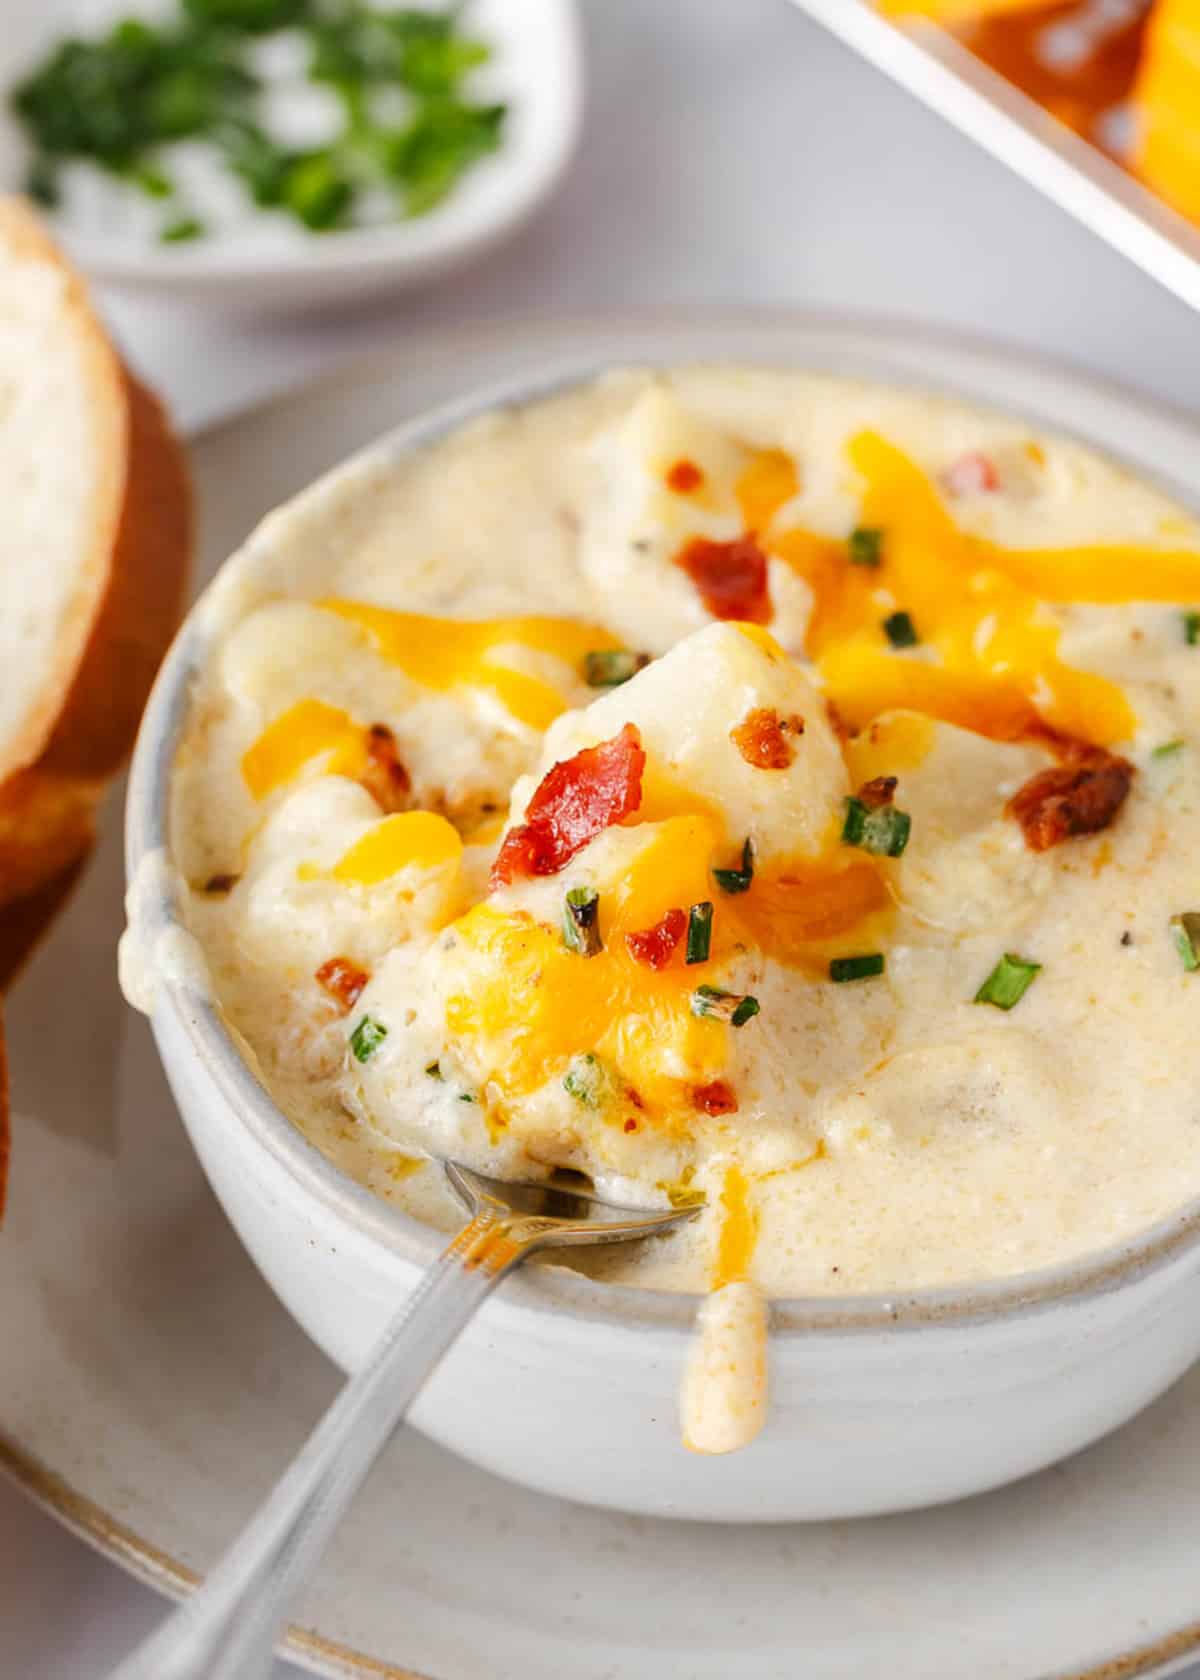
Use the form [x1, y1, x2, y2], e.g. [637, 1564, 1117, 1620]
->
[583, 649, 650, 688]
[160, 214, 205, 242]
[848, 526, 883, 568]
[881, 609, 919, 648]
[424, 1060, 443, 1080]
[350, 1014, 387, 1062]
[1153, 739, 1186, 759]
[1185, 611, 1200, 647]
[12, 2, 506, 241]
[1170, 913, 1200, 972]
[563, 1053, 611, 1108]
[974, 953, 1041, 1010]
[841, 796, 912, 857]
[713, 838, 755, 895]
[829, 953, 885, 983]
[686, 901, 714, 965]
[563, 887, 602, 957]
[690, 985, 760, 1027]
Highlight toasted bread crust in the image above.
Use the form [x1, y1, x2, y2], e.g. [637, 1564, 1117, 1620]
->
[0, 1007, 7, 1219]
[0, 198, 191, 917]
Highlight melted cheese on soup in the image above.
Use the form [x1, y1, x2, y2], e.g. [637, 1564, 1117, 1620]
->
[170, 367, 1200, 1451]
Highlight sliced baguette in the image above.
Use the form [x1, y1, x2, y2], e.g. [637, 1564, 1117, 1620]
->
[0, 197, 191, 933]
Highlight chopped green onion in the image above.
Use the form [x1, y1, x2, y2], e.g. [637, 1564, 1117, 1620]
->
[690, 984, 760, 1027]
[160, 214, 205, 243]
[350, 1015, 387, 1062]
[1153, 739, 1186, 759]
[881, 609, 918, 648]
[562, 887, 602, 957]
[424, 1060, 443, 1080]
[583, 649, 649, 688]
[848, 526, 883, 568]
[829, 953, 885, 983]
[686, 901, 714, 964]
[132, 162, 172, 197]
[457, 1091, 477, 1103]
[563, 1052, 611, 1107]
[713, 838, 755, 895]
[974, 953, 1041, 1010]
[1170, 912, 1200, 972]
[1185, 611, 1200, 647]
[841, 797, 912, 857]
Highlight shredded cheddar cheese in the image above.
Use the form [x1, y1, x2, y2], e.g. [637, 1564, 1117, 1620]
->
[766, 431, 1200, 745]
[319, 601, 620, 731]
[241, 699, 367, 800]
[331, 812, 463, 885]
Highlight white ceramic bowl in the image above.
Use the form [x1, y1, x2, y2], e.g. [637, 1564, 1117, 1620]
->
[0, 0, 581, 307]
[125, 346, 1200, 1524]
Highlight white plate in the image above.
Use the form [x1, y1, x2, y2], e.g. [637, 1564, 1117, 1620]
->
[0, 0, 581, 306]
[6, 315, 1200, 1680]
[790, 0, 1200, 318]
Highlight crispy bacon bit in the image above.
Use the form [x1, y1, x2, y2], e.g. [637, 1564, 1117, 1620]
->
[623, 1117, 639, 1133]
[941, 451, 1000, 497]
[491, 723, 646, 886]
[1007, 749, 1135, 852]
[202, 872, 239, 895]
[675, 534, 772, 623]
[359, 724, 412, 814]
[731, 706, 804, 770]
[315, 956, 370, 1013]
[625, 907, 687, 969]
[857, 775, 897, 810]
[666, 458, 704, 493]
[692, 1079, 738, 1116]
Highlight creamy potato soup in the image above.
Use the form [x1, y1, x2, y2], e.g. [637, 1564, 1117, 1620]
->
[162, 367, 1200, 1450]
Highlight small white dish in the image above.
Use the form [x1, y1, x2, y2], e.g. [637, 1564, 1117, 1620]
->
[0, 0, 582, 307]
[122, 314, 1200, 1527]
[6, 315, 1200, 1677]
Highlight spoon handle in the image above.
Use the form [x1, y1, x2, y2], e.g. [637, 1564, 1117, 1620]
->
[110, 1206, 534, 1680]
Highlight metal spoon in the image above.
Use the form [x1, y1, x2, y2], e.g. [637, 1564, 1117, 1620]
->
[108, 1161, 695, 1680]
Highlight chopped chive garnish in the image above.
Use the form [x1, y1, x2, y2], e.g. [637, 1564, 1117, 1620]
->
[690, 984, 760, 1027]
[1153, 739, 1186, 759]
[974, 953, 1041, 1010]
[841, 796, 912, 857]
[563, 1052, 611, 1107]
[584, 648, 650, 687]
[161, 214, 205, 243]
[562, 886, 602, 957]
[425, 1060, 443, 1080]
[713, 838, 755, 894]
[829, 953, 885, 983]
[882, 609, 918, 649]
[686, 900, 714, 964]
[350, 1015, 387, 1062]
[848, 526, 883, 568]
[458, 1091, 477, 1103]
[1170, 913, 1200, 972]
[133, 163, 172, 198]
[1184, 611, 1200, 647]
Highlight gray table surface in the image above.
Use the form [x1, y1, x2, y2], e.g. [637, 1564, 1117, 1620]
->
[2, 0, 1198, 1674]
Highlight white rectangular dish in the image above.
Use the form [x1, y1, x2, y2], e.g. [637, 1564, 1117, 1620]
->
[791, 0, 1200, 316]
